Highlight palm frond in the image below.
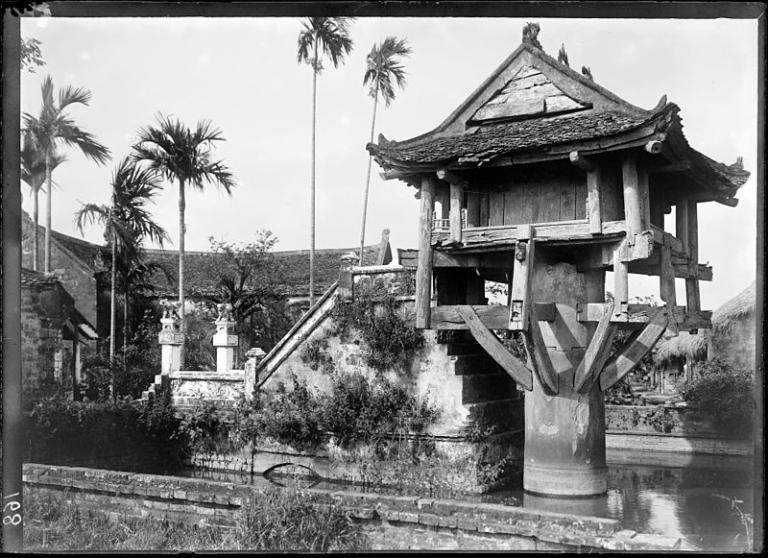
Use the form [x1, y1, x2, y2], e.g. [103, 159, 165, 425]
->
[58, 84, 92, 109]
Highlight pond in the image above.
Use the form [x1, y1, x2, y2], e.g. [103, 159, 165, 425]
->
[179, 450, 755, 552]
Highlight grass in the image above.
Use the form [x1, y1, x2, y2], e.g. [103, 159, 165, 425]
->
[23, 487, 369, 552]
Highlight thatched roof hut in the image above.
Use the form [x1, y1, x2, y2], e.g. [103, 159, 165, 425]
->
[653, 330, 709, 368]
[712, 280, 756, 335]
[710, 281, 756, 370]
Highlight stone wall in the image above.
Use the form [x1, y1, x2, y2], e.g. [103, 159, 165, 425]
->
[22, 281, 71, 389]
[22, 463, 689, 551]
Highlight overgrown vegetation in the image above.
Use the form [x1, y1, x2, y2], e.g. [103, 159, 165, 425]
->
[678, 358, 755, 435]
[23, 487, 368, 551]
[24, 387, 187, 472]
[331, 297, 424, 374]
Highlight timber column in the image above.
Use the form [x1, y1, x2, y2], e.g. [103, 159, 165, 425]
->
[523, 257, 607, 496]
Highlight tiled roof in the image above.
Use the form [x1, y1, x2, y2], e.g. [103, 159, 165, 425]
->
[143, 244, 382, 299]
[369, 108, 669, 167]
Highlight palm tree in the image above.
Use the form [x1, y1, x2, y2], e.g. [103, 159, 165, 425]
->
[297, 16, 354, 306]
[23, 75, 111, 273]
[359, 36, 411, 264]
[20, 131, 65, 271]
[131, 114, 236, 364]
[75, 158, 167, 384]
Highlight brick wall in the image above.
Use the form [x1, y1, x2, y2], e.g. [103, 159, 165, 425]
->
[21, 285, 65, 389]
[23, 463, 689, 551]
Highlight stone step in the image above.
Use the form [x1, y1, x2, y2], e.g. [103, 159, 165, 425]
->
[453, 354, 501, 375]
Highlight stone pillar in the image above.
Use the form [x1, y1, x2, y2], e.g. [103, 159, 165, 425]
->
[213, 303, 238, 373]
[158, 301, 184, 375]
[523, 259, 607, 496]
[244, 347, 267, 399]
[339, 252, 357, 301]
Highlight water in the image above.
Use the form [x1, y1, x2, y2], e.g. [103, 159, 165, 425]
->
[179, 451, 755, 552]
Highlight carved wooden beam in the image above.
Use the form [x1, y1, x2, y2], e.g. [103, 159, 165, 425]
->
[426, 303, 555, 330]
[573, 303, 617, 393]
[644, 140, 663, 154]
[523, 318, 559, 394]
[599, 307, 669, 391]
[569, 151, 593, 171]
[509, 226, 535, 331]
[456, 305, 533, 391]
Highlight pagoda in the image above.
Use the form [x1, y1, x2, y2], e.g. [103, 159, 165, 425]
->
[368, 24, 749, 496]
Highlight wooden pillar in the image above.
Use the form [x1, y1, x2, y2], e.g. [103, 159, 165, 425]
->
[676, 201, 689, 252]
[509, 225, 535, 330]
[638, 165, 651, 230]
[613, 242, 629, 317]
[416, 175, 435, 328]
[450, 181, 463, 242]
[659, 239, 678, 333]
[622, 154, 643, 236]
[685, 200, 701, 314]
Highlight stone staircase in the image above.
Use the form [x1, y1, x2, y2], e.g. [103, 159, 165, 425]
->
[140, 373, 170, 404]
[627, 378, 680, 406]
[443, 337, 524, 435]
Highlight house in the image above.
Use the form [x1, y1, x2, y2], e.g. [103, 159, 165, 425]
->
[21, 267, 98, 397]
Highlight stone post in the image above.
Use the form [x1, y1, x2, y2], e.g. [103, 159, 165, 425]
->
[243, 347, 267, 400]
[523, 260, 608, 496]
[212, 303, 238, 373]
[158, 300, 184, 375]
[339, 252, 357, 301]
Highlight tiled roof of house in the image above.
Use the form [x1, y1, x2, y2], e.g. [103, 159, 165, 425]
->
[143, 244, 382, 299]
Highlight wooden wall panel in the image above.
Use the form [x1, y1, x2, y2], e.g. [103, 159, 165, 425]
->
[503, 184, 524, 225]
[489, 188, 505, 226]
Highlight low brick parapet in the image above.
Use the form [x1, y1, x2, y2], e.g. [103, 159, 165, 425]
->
[23, 463, 691, 551]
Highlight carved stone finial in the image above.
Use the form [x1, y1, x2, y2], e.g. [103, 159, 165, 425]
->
[557, 43, 569, 67]
[522, 22, 542, 49]
[216, 302, 234, 323]
[581, 66, 594, 81]
[160, 299, 181, 322]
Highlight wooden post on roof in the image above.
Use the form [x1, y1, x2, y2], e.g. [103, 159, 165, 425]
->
[622, 154, 643, 236]
[416, 175, 435, 328]
[684, 199, 701, 321]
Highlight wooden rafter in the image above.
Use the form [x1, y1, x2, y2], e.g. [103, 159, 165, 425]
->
[456, 305, 533, 391]
[573, 303, 616, 393]
[599, 307, 669, 391]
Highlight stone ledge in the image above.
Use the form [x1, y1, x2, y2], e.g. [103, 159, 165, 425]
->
[170, 371, 244, 382]
[23, 463, 685, 551]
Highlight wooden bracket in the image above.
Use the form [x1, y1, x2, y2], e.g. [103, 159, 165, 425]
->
[522, 318, 559, 395]
[456, 305, 533, 391]
[509, 225, 535, 331]
[573, 303, 616, 393]
[599, 307, 669, 391]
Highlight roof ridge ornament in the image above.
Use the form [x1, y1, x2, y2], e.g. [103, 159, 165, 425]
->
[522, 22, 542, 50]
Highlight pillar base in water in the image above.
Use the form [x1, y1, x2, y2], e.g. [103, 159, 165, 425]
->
[524, 463, 607, 496]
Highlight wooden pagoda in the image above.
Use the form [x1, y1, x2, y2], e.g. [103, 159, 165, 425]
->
[368, 25, 749, 496]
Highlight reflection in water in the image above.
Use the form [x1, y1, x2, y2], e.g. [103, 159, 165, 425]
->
[180, 454, 754, 552]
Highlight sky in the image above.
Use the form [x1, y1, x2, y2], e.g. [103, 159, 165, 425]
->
[19, 15, 759, 310]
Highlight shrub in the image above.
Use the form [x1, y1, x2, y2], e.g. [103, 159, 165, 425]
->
[25, 388, 187, 472]
[250, 376, 325, 452]
[332, 297, 423, 374]
[678, 359, 755, 435]
[180, 401, 245, 455]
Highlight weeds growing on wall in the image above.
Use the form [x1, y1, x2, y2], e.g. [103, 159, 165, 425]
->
[331, 297, 424, 374]
[23, 486, 369, 551]
[299, 338, 334, 374]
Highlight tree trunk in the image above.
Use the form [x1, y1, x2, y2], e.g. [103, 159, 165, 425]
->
[109, 230, 117, 400]
[309, 44, 318, 308]
[44, 159, 52, 273]
[32, 188, 39, 271]
[123, 290, 128, 372]
[178, 177, 186, 367]
[359, 83, 380, 265]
